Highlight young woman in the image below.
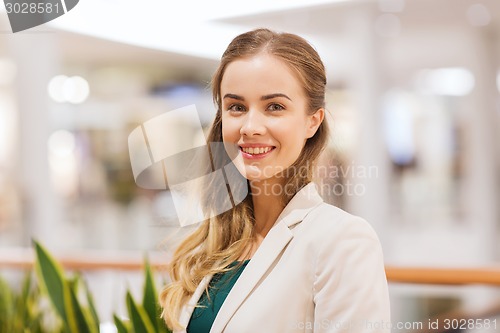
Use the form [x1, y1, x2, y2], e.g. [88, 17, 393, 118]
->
[160, 28, 390, 333]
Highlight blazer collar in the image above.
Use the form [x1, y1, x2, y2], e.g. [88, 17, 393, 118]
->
[175, 182, 324, 333]
[210, 182, 323, 333]
[275, 182, 324, 228]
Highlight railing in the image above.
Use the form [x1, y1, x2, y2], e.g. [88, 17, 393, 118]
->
[385, 266, 500, 333]
[2, 249, 500, 333]
[385, 266, 500, 286]
[2, 248, 500, 285]
[0, 248, 170, 271]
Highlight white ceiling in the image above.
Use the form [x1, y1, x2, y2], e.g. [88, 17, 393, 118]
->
[0, 0, 499, 85]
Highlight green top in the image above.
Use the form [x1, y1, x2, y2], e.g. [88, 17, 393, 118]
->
[187, 260, 250, 333]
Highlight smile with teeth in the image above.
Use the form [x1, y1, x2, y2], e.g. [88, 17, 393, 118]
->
[241, 147, 274, 155]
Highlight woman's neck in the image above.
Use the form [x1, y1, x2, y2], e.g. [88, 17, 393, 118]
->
[249, 177, 286, 240]
[236, 178, 286, 261]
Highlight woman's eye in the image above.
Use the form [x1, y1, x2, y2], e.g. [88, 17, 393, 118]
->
[228, 104, 246, 112]
[267, 103, 285, 111]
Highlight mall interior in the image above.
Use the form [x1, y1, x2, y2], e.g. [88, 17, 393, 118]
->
[0, 0, 499, 332]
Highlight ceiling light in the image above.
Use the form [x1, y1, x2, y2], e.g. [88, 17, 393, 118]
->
[415, 67, 475, 96]
[48, 75, 89, 104]
[466, 4, 491, 27]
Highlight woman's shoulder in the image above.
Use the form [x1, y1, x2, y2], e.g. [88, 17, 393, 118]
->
[298, 201, 381, 244]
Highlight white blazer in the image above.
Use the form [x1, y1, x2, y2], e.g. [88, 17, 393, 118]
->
[175, 182, 391, 333]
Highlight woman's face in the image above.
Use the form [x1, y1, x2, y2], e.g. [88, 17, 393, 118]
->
[221, 53, 323, 182]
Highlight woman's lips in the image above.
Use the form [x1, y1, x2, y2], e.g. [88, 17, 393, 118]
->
[239, 146, 276, 159]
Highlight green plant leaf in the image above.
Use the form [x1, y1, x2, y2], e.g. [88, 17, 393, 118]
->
[68, 283, 97, 333]
[19, 272, 33, 330]
[142, 258, 171, 333]
[84, 283, 100, 331]
[73, 273, 100, 331]
[159, 317, 171, 333]
[126, 291, 155, 333]
[142, 258, 159, 332]
[158, 278, 171, 333]
[0, 276, 14, 333]
[21, 272, 32, 305]
[33, 240, 77, 332]
[113, 314, 129, 333]
[158, 315, 170, 333]
[33, 241, 67, 320]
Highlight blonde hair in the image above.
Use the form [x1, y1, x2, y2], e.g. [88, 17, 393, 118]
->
[160, 28, 330, 330]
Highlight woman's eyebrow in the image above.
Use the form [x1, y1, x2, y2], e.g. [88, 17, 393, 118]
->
[223, 93, 292, 101]
[223, 93, 244, 101]
[261, 93, 292, 101]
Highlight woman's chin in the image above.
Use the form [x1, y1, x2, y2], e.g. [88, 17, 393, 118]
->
[235, 164, 282, 182]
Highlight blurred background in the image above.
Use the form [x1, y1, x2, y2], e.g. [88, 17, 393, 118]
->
[0, 0, 499, 331]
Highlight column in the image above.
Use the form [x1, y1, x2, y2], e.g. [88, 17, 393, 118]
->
[7, 31, 63, 248]
[344, 6, 391, 248]
[462, 27, 499, 262]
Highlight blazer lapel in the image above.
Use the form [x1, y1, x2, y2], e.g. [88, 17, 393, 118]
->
[175, 274, 213, 333]
[278, 182, 324, 229]
[209, 182, 324, 333]
[209, 221, 292, 333]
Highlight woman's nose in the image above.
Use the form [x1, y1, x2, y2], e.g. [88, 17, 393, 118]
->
[240, 110, 266, 136]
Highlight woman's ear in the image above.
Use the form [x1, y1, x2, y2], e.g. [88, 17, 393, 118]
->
[306, 108, 325, 138]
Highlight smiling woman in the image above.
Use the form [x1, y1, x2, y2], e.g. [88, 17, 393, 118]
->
[160, 28, 390, 333]
[221, 53, 323, 182]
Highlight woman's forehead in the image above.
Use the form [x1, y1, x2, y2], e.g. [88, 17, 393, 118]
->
[220, 54, 304, 99]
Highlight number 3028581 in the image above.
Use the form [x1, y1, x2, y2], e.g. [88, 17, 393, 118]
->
[443, 318, 497, 330]
[5, 2, 61, 14]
